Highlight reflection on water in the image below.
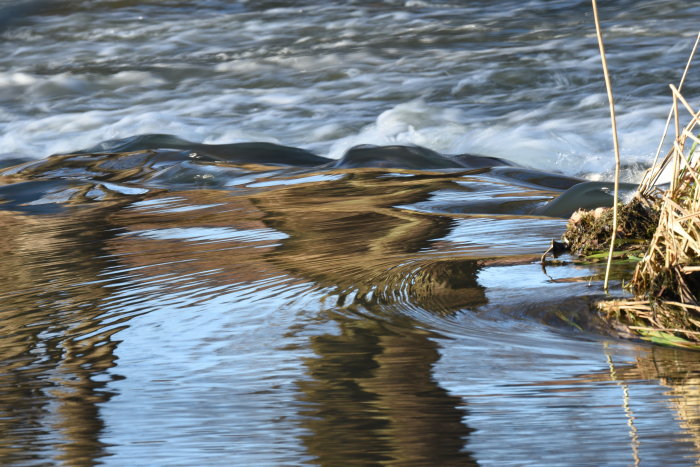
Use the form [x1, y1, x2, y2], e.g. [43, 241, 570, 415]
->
[0, 207, 122, 465]
[1, 155, 700, 465]
[250, 169, 490, 312]
[298, 310, 476, 466]
[610, 346, 700, 460]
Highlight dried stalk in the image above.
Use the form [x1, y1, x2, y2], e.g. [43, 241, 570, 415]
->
[639, 32, 700, 194]
[591, 0, 622, 291]
[639, 32, 700, 193]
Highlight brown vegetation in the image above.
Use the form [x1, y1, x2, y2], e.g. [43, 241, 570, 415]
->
[596, 83, 700, 346]
[562, 196, 659, 257]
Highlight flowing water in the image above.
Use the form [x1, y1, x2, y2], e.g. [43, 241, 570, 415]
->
[1, 1, 700, 465]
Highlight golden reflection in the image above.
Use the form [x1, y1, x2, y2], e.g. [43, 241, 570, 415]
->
[297, 313, 476, 466]
[102, 170, 486, 462]
[632, 347, 700, 458]
[0, 207, 121, 466]
[105, 190, 289, 288]
[529, 345, 700, 463]
[250, 169, 488, 311]
[240, 170, 486, 464]
[5, 154, 700, 465]
[0, 164, 490, 465]
[0, 160, 602, 465]
[102, 168, 492, 311]
[605, 350, 641, 467]
[102, 168, 487, 464]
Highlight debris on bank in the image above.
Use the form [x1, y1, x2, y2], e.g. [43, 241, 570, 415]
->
[562, 195, 660, 259]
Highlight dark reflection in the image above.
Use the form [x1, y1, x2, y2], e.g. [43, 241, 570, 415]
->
[250, 169, 489, 311]
[297, 311, 476, 466]
[0, 207, 125, 466]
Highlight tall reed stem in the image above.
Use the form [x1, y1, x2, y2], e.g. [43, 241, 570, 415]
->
[591, 0, 621, 291]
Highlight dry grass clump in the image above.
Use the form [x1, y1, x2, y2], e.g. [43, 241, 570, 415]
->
[599, 84, 700, 345]
[563, 196, 660, 257]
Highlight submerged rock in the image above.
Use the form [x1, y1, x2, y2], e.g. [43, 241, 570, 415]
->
[75, 133, 332, 167]
[0, 134, 630, 220]
[533, 181, 639, 218]
[329, 144, 513, 170]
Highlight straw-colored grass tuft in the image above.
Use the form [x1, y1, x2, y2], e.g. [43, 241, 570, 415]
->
[599, 79, 700, 346]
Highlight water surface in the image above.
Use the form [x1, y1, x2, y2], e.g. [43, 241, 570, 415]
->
[1, 1, 700, 466]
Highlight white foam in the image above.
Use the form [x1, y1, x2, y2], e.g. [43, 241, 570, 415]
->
[0, 72, 37, 87]
[323, 100, 465, 158]
[107, 71, 166, 87]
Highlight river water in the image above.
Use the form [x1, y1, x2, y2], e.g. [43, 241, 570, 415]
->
[1, 1, 700, 465]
